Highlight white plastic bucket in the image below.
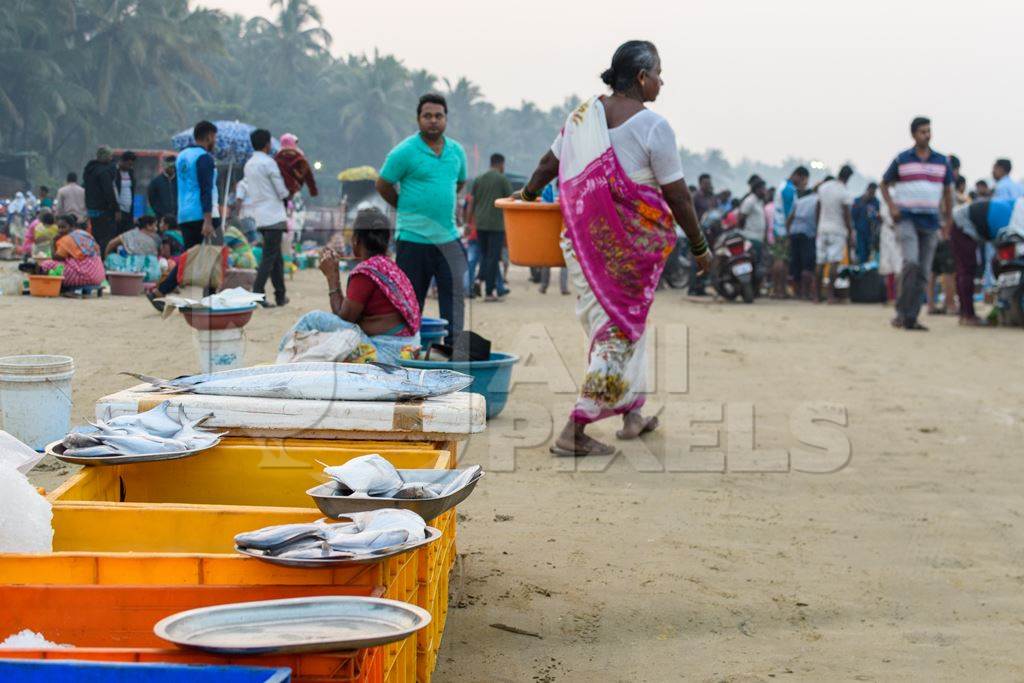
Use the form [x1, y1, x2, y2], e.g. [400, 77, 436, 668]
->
[0, 355, 75, 450]
[194, 327, 246, 374]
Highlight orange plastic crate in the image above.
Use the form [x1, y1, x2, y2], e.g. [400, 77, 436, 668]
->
[0, 584, 385, 683]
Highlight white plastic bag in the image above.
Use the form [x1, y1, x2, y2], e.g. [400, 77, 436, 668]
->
[0, 430, 45, 474]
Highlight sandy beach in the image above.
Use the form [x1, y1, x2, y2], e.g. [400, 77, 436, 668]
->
[5, 261, 1023, 682]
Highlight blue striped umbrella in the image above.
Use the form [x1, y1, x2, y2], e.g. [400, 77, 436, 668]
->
[171, 120, 279, 165]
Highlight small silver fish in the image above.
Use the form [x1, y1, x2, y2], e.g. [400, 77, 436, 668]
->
[62, 433, 102, 449]
[64, 445, 118, 457]
[439, 465, 483, 496]
[107, 401, 183, 438]
[325, 527, 411, 552]
[391, 483, 441, 500]
[96, 434, 188, 454]
[234, 522, 327, 552]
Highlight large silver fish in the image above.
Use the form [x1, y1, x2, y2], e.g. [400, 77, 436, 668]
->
[123, 362, 473, 401]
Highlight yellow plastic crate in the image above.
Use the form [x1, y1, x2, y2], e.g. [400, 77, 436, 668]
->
[380, 550, 419, 683]
[30, 436, 459, 681]
[0, 504, 417, 591]
[48, 438, 453, 509]
[415, 510, 457, 682]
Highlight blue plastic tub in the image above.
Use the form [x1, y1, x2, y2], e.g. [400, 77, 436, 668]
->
[0, 660, 291, 682]
[419, 317, 449, 348]
[401, 352, 518, 419]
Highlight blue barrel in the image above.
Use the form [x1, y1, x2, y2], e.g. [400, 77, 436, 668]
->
[419, 317, 448, 348]
[401, 352, 518, 419]
[0, 660, 291, 682]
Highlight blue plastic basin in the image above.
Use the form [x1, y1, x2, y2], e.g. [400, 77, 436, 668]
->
[401, 352, 518, 419]
[0, 660, 291, 682]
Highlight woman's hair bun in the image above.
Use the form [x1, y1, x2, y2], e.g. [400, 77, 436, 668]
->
[600, 68, 616, 86]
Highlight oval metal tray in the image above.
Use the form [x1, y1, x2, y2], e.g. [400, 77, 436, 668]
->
[307, 468, 484, 521]
[46, 437, 221, 466]
[154, 596, 431, 655]
[235, 525, 441, 568]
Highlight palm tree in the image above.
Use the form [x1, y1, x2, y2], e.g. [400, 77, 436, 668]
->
[409, 69, 438, 98]
[246, 0, 332, 80]
[0, 1, 75, 155]
[336, 51, 410, 168]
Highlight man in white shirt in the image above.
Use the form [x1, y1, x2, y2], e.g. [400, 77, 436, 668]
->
[737, 178, 768, 265]
[992, 159, 1023, 201]
[232, 178, 258, 243]
[815, 165, 854, 303]
[244, 129, 290, 307]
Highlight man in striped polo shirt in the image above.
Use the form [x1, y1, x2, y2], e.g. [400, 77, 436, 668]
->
[880, 116, 955, 331]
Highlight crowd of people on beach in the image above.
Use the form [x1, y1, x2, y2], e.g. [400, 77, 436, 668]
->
[1, 127, 317, 299]
[2, 38, 1022, 453]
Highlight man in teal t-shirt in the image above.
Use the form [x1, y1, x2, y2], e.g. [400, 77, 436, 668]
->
[377, 94, 468, 340]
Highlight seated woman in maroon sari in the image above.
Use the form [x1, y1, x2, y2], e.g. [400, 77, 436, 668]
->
[278, 207, 421, 364]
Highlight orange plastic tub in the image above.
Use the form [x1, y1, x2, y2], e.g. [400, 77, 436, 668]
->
[494, 199, 565, 267]
[28, 274, 62, 297]
[0, 585, 384, 683]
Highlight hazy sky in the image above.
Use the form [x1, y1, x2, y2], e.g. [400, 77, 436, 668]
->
[206, 0, 1022, 182]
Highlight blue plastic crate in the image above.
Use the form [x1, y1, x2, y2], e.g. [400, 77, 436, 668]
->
[0, 659, 290, 682]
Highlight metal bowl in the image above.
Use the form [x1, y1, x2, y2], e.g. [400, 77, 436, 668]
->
[307, 467, 484, 521]
[154, 596, 431, 655]
[46, 437, 221, 467]
[234, 525, 441, 568]
[180, 305, 256, 331]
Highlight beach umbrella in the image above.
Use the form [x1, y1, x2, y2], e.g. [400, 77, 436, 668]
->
[171, 120, 279, 165]
[171, 121, 279, 220]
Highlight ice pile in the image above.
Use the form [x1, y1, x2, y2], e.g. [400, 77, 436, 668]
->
[0, 462, 53, 553]
[324, 454, 481, 500]
[0, 629, 70, 649]
[235, 509, 427, 560]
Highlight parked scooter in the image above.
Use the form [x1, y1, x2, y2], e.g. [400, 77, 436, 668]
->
[711, 228, 760, 303]
[993, 232, 1024, 326]
[660, 227, 692, 290]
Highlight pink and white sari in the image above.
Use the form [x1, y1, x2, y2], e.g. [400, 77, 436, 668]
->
[556, 97, 677, 424]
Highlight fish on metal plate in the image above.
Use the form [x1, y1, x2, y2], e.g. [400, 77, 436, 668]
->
[61, 406, 223, 458]
[122, 362, 472, 401]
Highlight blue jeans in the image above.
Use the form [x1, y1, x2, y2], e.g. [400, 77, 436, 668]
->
[855, 227, 872, 264]
[463, 238, 507, 294]
[464, 240, 480, 291]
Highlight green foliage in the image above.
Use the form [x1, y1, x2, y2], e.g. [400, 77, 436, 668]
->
[2, 0, 574, 200]
[3, 0, 815, 198]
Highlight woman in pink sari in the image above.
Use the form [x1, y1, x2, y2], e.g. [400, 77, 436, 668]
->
[518, 41, 712, 457]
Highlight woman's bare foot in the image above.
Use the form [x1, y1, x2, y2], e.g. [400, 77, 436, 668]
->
[616, 411, 659, 440]
[549, 420, 615, 457]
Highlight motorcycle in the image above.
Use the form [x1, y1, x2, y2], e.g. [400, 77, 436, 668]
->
[993, 232, 1024, 327]
[711, 228, 760, 303]
[660, 227, 693, 290]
